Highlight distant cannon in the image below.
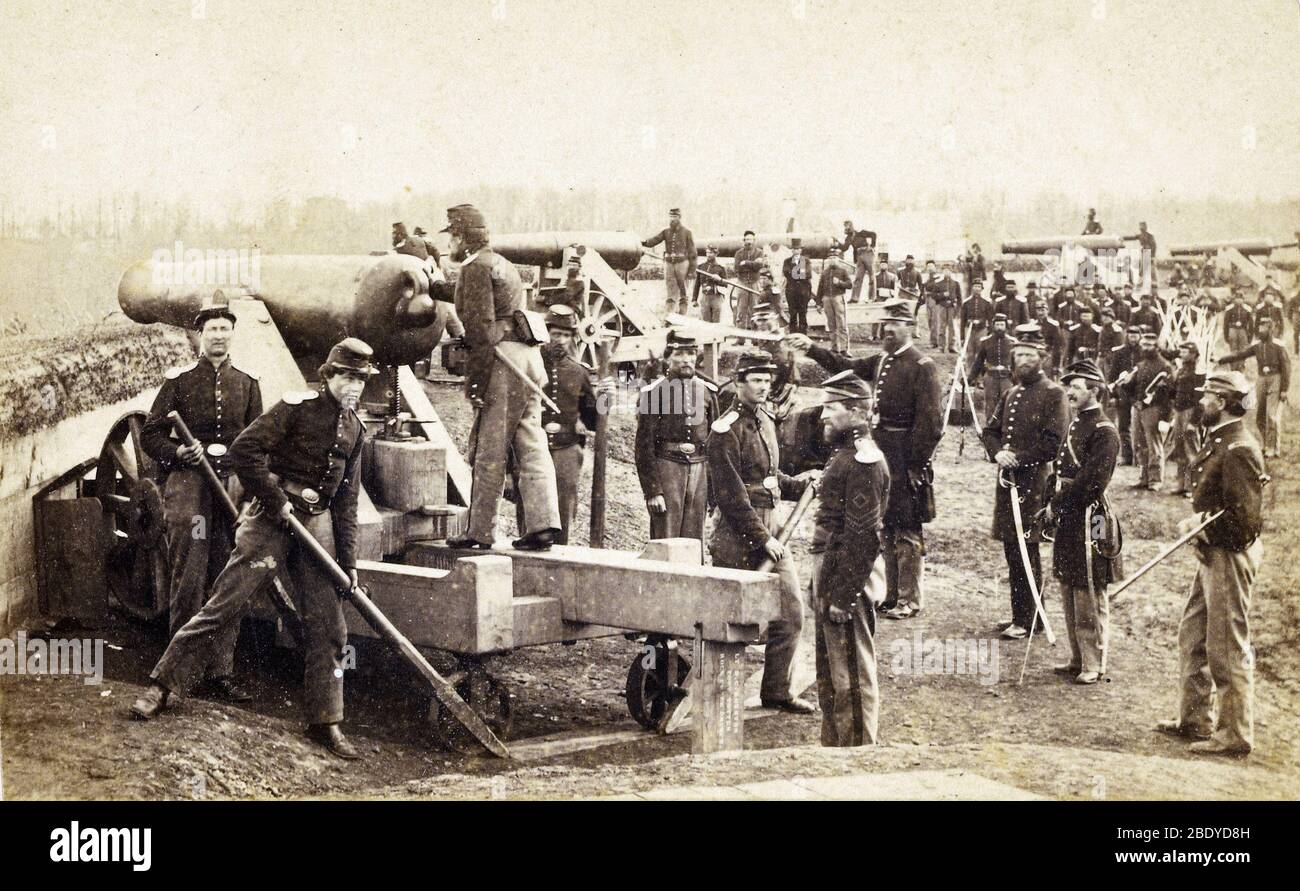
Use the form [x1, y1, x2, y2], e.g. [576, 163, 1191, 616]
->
[701, 231, 837, 259]
[492, 230, 644, 271]
[1169, 238, 1282, 258]
[1000, 235, 1125, 254]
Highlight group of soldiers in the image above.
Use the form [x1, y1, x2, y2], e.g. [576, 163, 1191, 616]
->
[125, 203, 1277, 761]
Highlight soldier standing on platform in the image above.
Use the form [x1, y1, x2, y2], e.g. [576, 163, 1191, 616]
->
[810, 371, 889, 746]
[1155, 371, 1267, 756]
[982, 324, 1070, 640]
[707, 352, 820, 713]
[840, 221, 877, 303]
[511, 306, 600, 545]
[443, 204, 562, 551]
[635, 331, 718, 545]
[732, 230, 764, 330]
[786, 299, 943, 621]
[1046, 359, 1122, 684]
[969, 313, 1018, 423]
[141, 305, 262, 703]
[642, 208, 697, 317]
[131, 338, 378, 760]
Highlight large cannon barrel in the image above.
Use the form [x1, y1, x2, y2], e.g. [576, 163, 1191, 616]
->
[701, 232, 836, 259]
[490, 231, 644, 271]
[118, 253, 443, 367]
[1000, 235, 1125, 254]
[1169, 239, 1276, 257]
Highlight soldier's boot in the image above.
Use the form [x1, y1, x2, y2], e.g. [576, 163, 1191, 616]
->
[512, 528, 558, 551]
[307, 723, 361, 760]
[446, 536, 493, 549]
[204, 675, 253, 703]
[129, 684, 171, 720]
[1153, 718, 1211, 741]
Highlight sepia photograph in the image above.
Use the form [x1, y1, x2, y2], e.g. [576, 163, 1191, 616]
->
[0, 0, 1296, 869]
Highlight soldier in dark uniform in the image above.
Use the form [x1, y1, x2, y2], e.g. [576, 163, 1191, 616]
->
[693, 245, 728, 323]
[132, 338, 377, 760]
[444, 204, 562, 551]
[982, 324, 1070, 640]
[928, 267, 961, 353]
[817, 245, 854, 356]
[643, 208, 697, 317]
[141, 305, 262, 702]
[511, 306, 599, 545]
[1097, 306, 1125, 356]
[1121, 330, 1174, 490]
[1106, 324, 1143, 465]
[1222, 291, 1255, 369]
[635, 331, 718, 546]
[707, 353, 819, 712]
[1166, 342, 1206, 496]
[810, 371, 889, 746]
[1131, 292, 1162, 334]
[1046, 359, 1122, 684]
[1155, 371, 1266, 756]
[969, 313, 1017, 422]
[960, 279, 994, 344]
[787, 299, 943, 621]
[1064, 306, 1102, 365]
[993, 279, 1029, 328]
[1216, 316, 1291, 458]
[897, 255, 924, 300]
[1034, 302, 1065, 378]
[732, 230, 764, 330]
[840, 221, 877, 303]
[1082, 208, 1103, 235]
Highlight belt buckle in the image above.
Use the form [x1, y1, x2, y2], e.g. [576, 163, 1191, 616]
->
[762, 475, 779, 492]
[678, 442, 696, 455]
[544, 422, 561, 434]
[870, 412, 881, 429]
[1262, 366, 1271, 374]
[205, 443, 228, 457]
[300, 487, 321, 505]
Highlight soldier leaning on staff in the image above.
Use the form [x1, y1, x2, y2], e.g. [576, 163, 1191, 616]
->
[1155, 370, 1267, 756]
[1044, 359, 1122, 685]
[707, 352, 821, 713]
[132, 338, 377, 760]
[442, 203, 562, 551]
[141, 304, 262, 703]
[809, 371, 889, 746]
[634, 331, 718, 545]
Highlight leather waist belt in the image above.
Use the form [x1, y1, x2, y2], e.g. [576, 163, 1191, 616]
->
[280, 478, 330, 515]
[665, 255, 688, 262]
[656, 441, 706, 462]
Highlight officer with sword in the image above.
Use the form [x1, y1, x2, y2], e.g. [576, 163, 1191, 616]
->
[982, 323, 1070, 641]
[1043, 359, 1123, 684]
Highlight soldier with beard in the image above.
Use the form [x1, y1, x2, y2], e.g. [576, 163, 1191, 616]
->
[635, 331, 718, 546]
[786, 299, 943, 621]
[810, 371, 889, 746]
[1045, 359, 1122, 684]
[969, 313, 1018, 422]
[982, 324, 1070, 640]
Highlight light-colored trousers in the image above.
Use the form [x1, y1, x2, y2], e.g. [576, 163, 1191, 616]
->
[1256, 373, 1283, 454]
[664, 260, 690, 316]
[1062, 582, 1109, 674]
[1172, 407, 1197, 490]
[1177, 540, 1261, 751]
[515, 443, 583, 545]
[928, 302, 955, 350]
[467, 341, 561, 540]
[881, 526, 925, 610]
[822, 293, 849, 353]
[811, 552, 881, 746]
[1132, 404, 1165, 486]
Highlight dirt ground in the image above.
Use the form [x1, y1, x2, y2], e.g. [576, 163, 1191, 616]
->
[3, 299, 1298, 801]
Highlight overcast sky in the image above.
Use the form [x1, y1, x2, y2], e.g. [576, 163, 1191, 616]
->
[1, 0, 1297, 217]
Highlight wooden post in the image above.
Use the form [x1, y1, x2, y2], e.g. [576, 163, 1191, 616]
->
[691, 627, 748, 755]
[589, 341, 611, 547]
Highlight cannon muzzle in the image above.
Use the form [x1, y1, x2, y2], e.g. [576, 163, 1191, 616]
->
[117, 253, 447, 367]
[1169, 238, 1277, 258]
[489, 231, 645, 271]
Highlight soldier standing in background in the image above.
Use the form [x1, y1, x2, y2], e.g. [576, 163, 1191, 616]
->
[1167, 342, 1206, 496]
[1106, 324, 1144, 465]
[642, 208, 697, 317]
[635, 331, 718, 546]
[511, 306, 600, 545]
[993, 279, 1029, 328]
[707, 352, 820, 713]
[1082, 208, 1103, 235]
[982, 324, 1070, 640]
[1034, 302, 1065, 378]
[810, 371, 889, 746]
[1216, 315, 1291, 459]
[782, 238, 814, 334]
[1121, 329, 1173, 491]
[817, 244, 854, 356]
[1222, 291, 1255, 371]
[132, 338, 378, 760]
[443, 204, 562, 551]
[969, 313, 1018, 423]
[929, 266, 962, 353]
[1155, 371, 1267, 756]
[141, 304, 261, 703]
[732, 230, 765, 330]
[961, 280, 994, 343]
[1064, 306, 1102, 365]
[787, 299, 943, 621]
[694, 245, 728, 323]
